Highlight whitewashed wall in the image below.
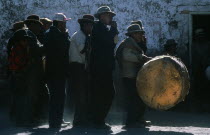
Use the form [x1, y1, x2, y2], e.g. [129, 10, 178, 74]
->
[0, 0, 210, 67]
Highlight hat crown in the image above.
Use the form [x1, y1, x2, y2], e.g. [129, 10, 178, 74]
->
[40, 18, 52, 24]
[27, 15, 40, 21]
[82, 14, 94, 21]
[97, 6, 112, 14]
[12, 21, 26, 30]
[127, 24, 143, 32]
[94, 6, 115, 18]
[53, 13, 70, 21]
[78, 14, 95, 24]
[131, 20, 143, 28]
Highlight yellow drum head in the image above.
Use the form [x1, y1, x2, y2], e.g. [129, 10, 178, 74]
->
[136, 56, 190, 110]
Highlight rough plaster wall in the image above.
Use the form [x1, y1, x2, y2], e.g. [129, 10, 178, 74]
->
[0, 0, 210, 67]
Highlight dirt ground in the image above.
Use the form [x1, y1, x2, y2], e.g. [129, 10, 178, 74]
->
[1, 108, 210, 135]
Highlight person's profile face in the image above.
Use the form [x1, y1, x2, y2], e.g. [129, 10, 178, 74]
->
[29, 23, 41, 35]
[58, 21, 67, 33]
[132, 32, 144, 43]
[84, 23, 93, 34]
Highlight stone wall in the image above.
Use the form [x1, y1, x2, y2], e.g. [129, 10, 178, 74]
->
[0, 0, 210, 69]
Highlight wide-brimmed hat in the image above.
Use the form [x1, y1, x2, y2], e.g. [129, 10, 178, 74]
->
[10, 21, 27, 31]
[12, 29, 33, 41]
[24, 14, 43, 26]
[131, 20, 144, 29]
[53, 13, 71, 22]
[40, 18, 52, 25]
[78, 14, 95, 24]
[94, 6, 116, 19]
[125, 24, 144, 36]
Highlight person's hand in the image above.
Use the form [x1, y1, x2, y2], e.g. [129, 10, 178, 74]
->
[111, 21, 117, 28]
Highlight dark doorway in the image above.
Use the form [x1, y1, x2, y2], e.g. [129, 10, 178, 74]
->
[190, 14, 210, 112]
[192, 15, 210, 41]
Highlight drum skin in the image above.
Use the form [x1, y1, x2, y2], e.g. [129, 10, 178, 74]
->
[136, 56, 190, 110]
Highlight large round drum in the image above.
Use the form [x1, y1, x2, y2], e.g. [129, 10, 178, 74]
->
[136, 56, 190, 110]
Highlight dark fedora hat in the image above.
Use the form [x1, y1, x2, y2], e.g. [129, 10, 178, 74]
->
[131, 20, 144, 30]
[125, 24, 144, 36]
[78, 14, 95, 24]
[94, 6, 116, 19]
[12, 29, 33, 41]
[10, 21, 27, 31]
[24, 14, 43, 26]
[40, 18, 52, 25]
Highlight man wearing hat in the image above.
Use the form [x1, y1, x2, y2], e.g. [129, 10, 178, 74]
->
[44, 13, 71, 129]
[69, 14, 94, 127]
[163, 39, 177, 56]
[7, 21, 27, 57]
[131, 20, 147, 53]
[24, 14, 45, 44]
[116, 24, 151, 128]
[8, 18, 47, 125]
[7, 29, 41, 126]
[89, 6, 119, 129]
[6, 21, 28, 123]
[25, 14, 49, 124]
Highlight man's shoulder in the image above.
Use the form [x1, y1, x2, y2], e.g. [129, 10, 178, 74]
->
[92, 21, 104, 31]
[123, 38, 135, 46]
[123, 38, 142, 52]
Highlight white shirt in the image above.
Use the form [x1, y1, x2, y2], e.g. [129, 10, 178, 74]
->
[69, 30, 86, 64]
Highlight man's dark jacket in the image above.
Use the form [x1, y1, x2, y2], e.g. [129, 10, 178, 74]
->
[44, 26, 70, 78]
[90, 21, 118, 74]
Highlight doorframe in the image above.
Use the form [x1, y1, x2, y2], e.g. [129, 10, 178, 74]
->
[189, 12, 210, 70]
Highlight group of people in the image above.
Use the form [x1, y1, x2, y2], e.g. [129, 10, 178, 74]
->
[6, 5, 209, 131]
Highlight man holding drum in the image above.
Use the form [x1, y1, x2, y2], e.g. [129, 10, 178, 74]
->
[116, 24, 151, 128]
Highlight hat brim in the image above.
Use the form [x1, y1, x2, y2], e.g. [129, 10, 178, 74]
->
[78, 18, 95, 24]
[53, 18, 71, 22]
[24, 19, 43, 26]
[125, 30, 145, 36]
[10, 26, 27, 32]
[64, 18, 71, 21]
[94, 11, 116, 19]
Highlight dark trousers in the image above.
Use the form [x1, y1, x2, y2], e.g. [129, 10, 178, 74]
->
[13, 72, 32, 124]
[10, 61, 48, 125]
[27, 63, 48, 122]
[47, 77, 66, 127]
[69, 62, 89, 125]
[90, 71, 115, 125]
[9, 72, 16, 121]
[123, 77, 146, 125]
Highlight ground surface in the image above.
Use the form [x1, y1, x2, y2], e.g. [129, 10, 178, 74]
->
[1, 108, 210, 135]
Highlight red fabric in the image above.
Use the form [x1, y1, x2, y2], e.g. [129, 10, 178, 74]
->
[8, 44, 29, 71]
